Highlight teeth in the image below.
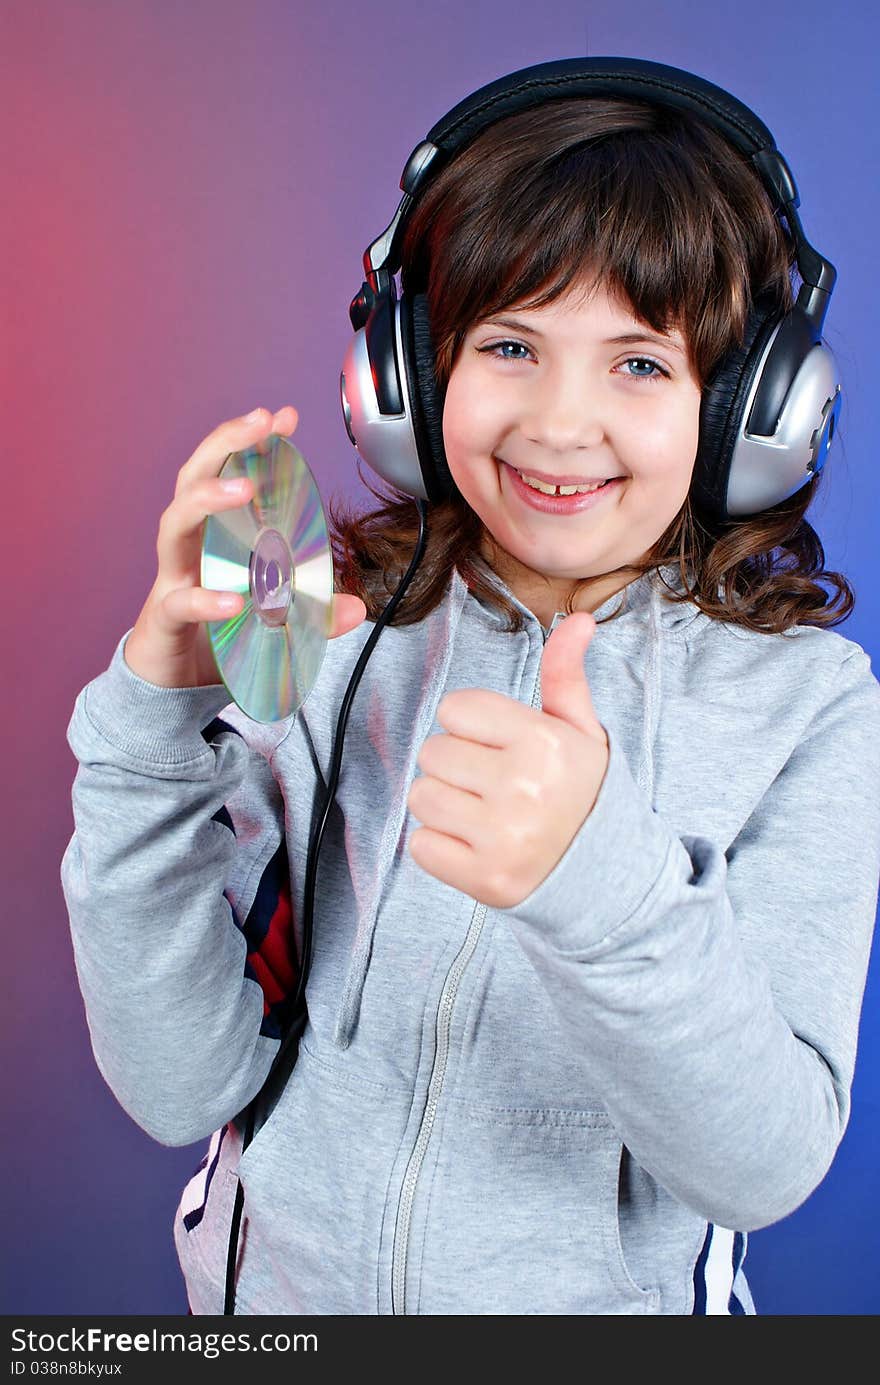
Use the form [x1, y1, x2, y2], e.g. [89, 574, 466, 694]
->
[516, 470, 609, 496]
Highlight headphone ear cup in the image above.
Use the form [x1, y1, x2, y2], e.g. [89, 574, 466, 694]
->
[403, 291, 457, 502]
[693, 297, 785, 522]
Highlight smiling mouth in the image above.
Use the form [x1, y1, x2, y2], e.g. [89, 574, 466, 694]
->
[497, 459, 622, 495]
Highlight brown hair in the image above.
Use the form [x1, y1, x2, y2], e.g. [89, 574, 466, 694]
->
[328, 96, 853, 634]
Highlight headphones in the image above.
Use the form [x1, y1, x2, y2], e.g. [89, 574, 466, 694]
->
[339, 55, 841, 522]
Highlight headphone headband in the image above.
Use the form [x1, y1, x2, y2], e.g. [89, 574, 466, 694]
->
[424, 57, 776, 155]
[357, 56, 834, 334]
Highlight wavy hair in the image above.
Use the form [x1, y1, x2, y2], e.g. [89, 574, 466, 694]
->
[328, 96, 852, 633]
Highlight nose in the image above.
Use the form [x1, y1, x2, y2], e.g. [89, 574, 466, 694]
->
[521, 364, 605, 453]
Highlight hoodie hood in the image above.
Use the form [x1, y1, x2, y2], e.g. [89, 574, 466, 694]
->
[333, 560, 701, 1049]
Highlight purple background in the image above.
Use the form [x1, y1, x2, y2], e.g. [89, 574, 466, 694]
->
[3, 0, 877, 1314]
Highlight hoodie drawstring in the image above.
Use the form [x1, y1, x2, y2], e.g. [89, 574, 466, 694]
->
[332, 570, 471, 1049]
[636, 576, 663, 808]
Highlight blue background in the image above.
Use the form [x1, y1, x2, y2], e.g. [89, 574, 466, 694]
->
[3, 0, 877, 1314]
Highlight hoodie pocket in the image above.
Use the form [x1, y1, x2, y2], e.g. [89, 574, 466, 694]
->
[231, 1040, 409, 1314]
[414, 1104, 660, 1314]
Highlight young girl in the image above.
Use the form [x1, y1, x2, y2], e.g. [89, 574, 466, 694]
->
[61, 57, 880, 1316]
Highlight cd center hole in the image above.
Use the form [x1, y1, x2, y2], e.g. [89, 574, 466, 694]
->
[266, 560, 282, 593]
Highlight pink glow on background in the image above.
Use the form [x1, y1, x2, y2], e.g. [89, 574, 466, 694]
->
[3, 0, 878, 1314]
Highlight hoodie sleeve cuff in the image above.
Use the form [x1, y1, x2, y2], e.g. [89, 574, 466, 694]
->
[75, 627, 237, 767]
[494, 722, 674, 952]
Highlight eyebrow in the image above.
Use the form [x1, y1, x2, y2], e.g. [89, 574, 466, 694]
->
[481, 315, 686, 355]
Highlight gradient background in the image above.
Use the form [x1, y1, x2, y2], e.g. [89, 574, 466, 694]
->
[3, 0, 877, 1315]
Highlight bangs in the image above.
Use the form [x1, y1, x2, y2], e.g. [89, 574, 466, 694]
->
[492, 132, 719, 336]
[401, 97, 794, 392]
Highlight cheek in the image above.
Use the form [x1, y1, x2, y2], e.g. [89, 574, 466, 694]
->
[674, 391, 703, 460]
[671, 399, 702, 493]
[443, 371, 480, 442]
[442, 373, 499, 476]
[440, 377, 465, 457]
[631, 396, 701, 485]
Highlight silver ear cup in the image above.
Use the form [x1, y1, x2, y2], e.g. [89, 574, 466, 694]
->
[339, 306, 430, 501]
[725, 328, 842, 517]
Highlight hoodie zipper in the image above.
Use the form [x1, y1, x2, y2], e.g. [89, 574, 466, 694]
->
[390, 893, 489, 1313]
[389, 625, 548, 1313]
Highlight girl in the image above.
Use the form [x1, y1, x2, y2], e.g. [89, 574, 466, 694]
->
[61, 58, 880, 1316]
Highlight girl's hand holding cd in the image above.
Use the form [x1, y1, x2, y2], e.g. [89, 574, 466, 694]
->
[124, 407, 368, 689]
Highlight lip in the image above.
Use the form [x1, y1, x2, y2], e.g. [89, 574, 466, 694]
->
[505, 464, 618, 485]
[501, 461, 625, 515]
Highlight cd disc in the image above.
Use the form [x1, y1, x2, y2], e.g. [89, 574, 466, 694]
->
[200, 433, 334, 723]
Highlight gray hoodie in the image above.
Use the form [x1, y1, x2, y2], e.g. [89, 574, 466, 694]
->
[60, 561, 880, 1315]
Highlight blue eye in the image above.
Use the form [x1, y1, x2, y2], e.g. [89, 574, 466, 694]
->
[621, 357, 668, 381]
[479, 340, 533, 361]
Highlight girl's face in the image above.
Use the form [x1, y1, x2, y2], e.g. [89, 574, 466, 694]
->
[441, 272, 703, 624]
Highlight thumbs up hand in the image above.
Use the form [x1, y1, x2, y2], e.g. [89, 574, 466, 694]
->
[406, 612, 610, 909]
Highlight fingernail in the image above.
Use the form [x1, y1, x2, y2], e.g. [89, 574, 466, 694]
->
[244, 408, 263, 422]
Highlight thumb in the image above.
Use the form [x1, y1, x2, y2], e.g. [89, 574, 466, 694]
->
[539, 611, 603, 737]
[330, 593, 368, 640]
